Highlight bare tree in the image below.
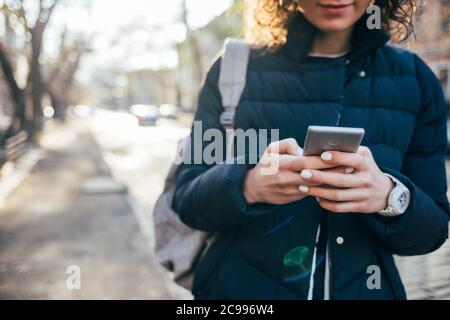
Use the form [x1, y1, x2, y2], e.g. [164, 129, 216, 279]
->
[1, 0, 60, 139]
[45, 30, 91, 119]
[26, 0, 60, 132]
[181, 0, 203, 90]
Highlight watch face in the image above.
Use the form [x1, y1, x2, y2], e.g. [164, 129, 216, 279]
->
[392, 188, 410, 214]
[399, 192, 408, 207]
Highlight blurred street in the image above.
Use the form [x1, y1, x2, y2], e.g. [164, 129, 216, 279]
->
[395, 161, 450, 300]
[0, 116, 191, 299]
[86, 109, 191, 217]
[0, 110, 448, 299]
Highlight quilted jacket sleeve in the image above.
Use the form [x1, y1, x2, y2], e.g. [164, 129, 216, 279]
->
[172, 59, 276, 233]
[363, 54, 450, 255]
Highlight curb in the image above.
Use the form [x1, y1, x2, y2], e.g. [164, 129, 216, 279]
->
[0, 147, 44, 208]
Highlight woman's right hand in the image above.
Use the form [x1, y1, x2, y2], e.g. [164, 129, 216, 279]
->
[243, 138, 339, 205]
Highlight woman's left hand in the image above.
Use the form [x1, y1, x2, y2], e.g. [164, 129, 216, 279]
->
[299, 146, 395, 213]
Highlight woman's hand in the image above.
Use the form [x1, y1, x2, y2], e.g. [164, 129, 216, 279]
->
[244, 138, 340, 205]
[298, 146, 395, 213]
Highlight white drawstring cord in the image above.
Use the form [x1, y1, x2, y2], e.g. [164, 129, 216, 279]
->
[307, 224, 321, 300]
[324, 242, 330, 300]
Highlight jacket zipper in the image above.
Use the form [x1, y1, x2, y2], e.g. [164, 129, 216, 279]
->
[324, 58, 349, 300]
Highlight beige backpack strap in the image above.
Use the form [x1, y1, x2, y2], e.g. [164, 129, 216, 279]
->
[218, 38, 251, 160]
[218, 38, 251, 129]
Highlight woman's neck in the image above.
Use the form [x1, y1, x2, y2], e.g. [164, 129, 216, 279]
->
[310, 28, 353, 56]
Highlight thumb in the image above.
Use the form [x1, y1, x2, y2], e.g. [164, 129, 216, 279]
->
[266, 138, 303, 156]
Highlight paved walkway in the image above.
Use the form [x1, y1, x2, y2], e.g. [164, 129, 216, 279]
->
[0, 121, 188, 299]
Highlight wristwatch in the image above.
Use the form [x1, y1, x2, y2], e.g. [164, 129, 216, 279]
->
[378, 174, 411, 217]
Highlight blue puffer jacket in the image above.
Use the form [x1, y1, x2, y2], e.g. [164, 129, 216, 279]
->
[173, 13, 450, 300]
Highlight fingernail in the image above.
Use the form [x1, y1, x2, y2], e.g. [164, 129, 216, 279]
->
[301, 170, 312, 179]
[299, 185, 309, 193]
[345, 167, 354, 174]
[321, 152, 333, 161]
[316, 197, 321, 202]
[297, 147, 304, 156]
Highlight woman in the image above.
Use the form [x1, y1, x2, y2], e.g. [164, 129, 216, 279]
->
[173, 0, 450, 300]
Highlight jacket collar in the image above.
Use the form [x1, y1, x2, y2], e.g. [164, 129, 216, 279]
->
[280, 12, 390, 65]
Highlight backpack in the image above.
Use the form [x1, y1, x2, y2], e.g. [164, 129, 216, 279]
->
[153, 38, 251, 290]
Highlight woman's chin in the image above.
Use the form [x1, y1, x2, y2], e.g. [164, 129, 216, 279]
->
[314, 21, 355, 33]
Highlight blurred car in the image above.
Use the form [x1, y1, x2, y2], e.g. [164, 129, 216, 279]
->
[159, 104, 177, 119]
[73, 105, 91, 118]
[129, 104, 159, 126]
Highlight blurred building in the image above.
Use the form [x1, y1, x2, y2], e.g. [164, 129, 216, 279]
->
[177, 1, 243, 111]
[127, 68, 178, 108]
[410, 0, 450, 107]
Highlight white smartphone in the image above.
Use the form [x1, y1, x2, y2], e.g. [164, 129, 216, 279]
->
[303, 126, 365, 156]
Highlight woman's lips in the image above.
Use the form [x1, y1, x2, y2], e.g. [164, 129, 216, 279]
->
[318, 2, 354, 15]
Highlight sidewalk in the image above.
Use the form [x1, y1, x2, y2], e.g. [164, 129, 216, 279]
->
[0, 120, 188, 299]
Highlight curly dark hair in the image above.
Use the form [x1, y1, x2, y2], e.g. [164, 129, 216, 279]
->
[244, 0, 419, 48]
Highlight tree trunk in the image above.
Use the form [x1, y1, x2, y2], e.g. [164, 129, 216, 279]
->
[181, 0, 204, 109]
[29, 25, 46, 136]
[46, 46, 87, 120]
[49, 90, 67, 120]
[189, 35, 203, 88]
[27, 2, 59, 137]
[0, 44, 28, 141]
